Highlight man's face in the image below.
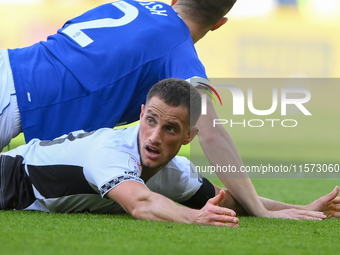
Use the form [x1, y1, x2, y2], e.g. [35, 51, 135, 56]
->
[138, 96, 192, 171]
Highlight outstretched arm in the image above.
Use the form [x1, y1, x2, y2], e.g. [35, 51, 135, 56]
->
[252, 186, 340, 218]
[194, 89, 338, 219]
[214, 185, 340, 220]
[106, 181, 239, 227]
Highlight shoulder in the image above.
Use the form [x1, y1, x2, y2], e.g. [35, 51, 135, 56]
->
[165, 155, 194, 172]
[164, 156, 202, 183]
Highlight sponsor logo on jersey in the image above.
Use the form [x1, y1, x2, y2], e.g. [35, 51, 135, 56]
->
[128, 155, 141, 175]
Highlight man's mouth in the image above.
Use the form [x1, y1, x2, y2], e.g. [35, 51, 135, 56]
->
[145, 145, 161, 158]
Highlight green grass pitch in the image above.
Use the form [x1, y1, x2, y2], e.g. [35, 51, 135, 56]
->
[1, 178, 340, 255]
[1, 123, 340, 254]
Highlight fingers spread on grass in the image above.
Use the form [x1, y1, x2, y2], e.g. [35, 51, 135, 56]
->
[196, 202, 239, 226]
[300, 215, 323, 221]
[273, 209, 326, 220]
[328, 211, 340, 218]
[316, 186, 339, 205]
[206, 205, 239, 223]
[207, 190, 237, 217]
[334, 212, 340, 218]
[331, 197, 340, 204]
[213, 222, 239, 228]
[208, 190, 225, 206]
[215, 207, 237, 217]
[206, 202, 236, 216]
[299, 210, 326, 220]
[331, 186, 339, 195]
[210, 214, 239, 224]
[333, 204, 340, 211]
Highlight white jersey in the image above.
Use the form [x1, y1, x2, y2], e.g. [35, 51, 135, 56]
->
[1, 125, 202, 213]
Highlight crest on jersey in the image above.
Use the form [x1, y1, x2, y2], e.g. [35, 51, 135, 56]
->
[128, 155, 141, 175]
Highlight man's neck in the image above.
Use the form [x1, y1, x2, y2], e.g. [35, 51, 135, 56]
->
[140, 166, 162, 183]
[172, 5, 209, 44]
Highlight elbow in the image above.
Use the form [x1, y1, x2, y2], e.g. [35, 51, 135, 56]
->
[130, 203, 146, 220]
[129, 197, 151, 220]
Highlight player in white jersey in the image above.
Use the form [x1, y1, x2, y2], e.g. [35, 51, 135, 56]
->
[1, 79, 339, 223]
[0, 78, 239, 226]
[0, 126, 203, 214]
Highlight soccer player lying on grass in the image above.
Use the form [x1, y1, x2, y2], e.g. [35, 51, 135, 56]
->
[0, 79, 339, 226]
[0, 0, 282, 220]
[0, 79, 239, 227]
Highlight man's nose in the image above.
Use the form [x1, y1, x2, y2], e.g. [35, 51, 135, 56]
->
[149, 127, 162, 144]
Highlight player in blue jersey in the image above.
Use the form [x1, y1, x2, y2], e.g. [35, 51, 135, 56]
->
[1, 79, 339, 222]
[1, 0, 215, 145]
[1, 0, 326, 219]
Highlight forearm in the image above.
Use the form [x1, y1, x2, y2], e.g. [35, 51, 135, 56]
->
[260, 187, 340, 219]
[108, 181, 238, 226]
[260, 197, 306, 211]
[214, 180, 310, 215]
[108, 183, 196, 223]
[130, 192, 196, 224]
[196, 96, 270, 217]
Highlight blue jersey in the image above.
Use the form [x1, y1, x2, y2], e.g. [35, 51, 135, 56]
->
[8, 0, 208, 142]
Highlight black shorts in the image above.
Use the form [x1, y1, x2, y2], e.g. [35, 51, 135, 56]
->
[180, 177, 215, 209]
[0, 155, 35, 210]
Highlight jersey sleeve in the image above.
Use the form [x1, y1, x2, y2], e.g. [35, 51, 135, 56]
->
[161, 38, 210, 87]
[146, 156, 203, 203]
[0, 49, 11, 116]
[83, 148, 144, 198]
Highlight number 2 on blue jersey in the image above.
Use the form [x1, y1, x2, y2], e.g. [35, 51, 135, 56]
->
[62, 1, 138, 47]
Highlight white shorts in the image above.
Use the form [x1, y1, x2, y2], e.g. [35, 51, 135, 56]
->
[0, 49, 22, 152]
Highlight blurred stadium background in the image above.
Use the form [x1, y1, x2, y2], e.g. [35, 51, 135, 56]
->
[1, 0, 339, 165]
[0, 0, 339, 78]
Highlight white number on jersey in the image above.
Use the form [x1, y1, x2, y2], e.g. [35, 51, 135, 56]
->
[62, 1, 139, 47]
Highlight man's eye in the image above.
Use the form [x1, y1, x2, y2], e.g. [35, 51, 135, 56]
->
[166, 127, 175, 133]
[147, 118, 154, 125]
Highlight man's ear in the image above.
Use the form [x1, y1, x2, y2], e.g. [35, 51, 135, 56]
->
[140, 104, 145, 120]
[170, 0, 178, 6]
[211, 17, 228, 31]
[183, 127, 199, 145]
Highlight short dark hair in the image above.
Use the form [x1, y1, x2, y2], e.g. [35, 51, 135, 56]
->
[177, 0, 237, 27]
[146, 78, 201, 127]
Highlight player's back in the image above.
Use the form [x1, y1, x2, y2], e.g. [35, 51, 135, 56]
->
[8, 0, 202, 142]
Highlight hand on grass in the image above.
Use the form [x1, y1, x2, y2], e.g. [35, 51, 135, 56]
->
[268, 209, 327, 220]
[305, 186, 340, 218]
[194, 190, 239, 227]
